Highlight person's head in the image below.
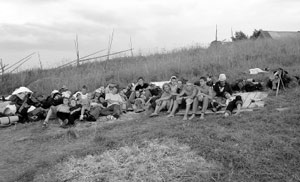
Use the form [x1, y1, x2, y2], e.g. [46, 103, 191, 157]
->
[99, 97, 105, 103]
[81, 85, 88, 95]
[186, 81, 193, 91]
[137, 77, 144, 85]
[199, 76, 207, 87]
[112, 86, 118, 94]
[70, 98, 77, 107]
[53, 92, 62, 100]
[135, 90, 141, 97]
[94, 91, 101, 98]
[177, 80, 183, 88]
[59, 85, 68, 93]
[162, 83, 171, 92]
[62, 97, 69, 105]
[218, 74, 227, 86]
[99, 86, 105, 92]
[170, 76, 177, 84]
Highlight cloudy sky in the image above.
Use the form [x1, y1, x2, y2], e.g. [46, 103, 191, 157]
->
[0, 0, 299, 70]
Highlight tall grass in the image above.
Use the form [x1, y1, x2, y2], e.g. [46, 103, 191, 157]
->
[1, 39, 299, 95]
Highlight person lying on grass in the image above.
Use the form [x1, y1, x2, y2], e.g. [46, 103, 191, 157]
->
[100, 85, 124, 120]
[56, 97, 71, 128]
[167, 81, 197, 120]
[150, 83, 173, 117]
[212, 74, 243, 117]
[189, 76, 213, 120]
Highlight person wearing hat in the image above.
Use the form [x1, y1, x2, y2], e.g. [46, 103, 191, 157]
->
[167, 80, 197, 120]
[213, 74, 243, 117]
[213, 74, 233, 99]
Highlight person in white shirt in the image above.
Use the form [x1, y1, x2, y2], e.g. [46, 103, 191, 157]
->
[100, 85, 124, 119]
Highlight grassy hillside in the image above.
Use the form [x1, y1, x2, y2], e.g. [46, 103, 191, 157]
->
[1, 39, 300, 95]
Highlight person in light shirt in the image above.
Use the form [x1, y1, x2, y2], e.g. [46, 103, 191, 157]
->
[100, 85, 124, 119]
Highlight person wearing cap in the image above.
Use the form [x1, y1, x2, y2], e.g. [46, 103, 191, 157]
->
[190, 76, 213, 120]
[213, 74, 243, 117]
[213, 74, 233, 99]
[167, 80, 197, 120]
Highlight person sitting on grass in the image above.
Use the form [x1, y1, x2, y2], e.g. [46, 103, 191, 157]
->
[56, 97, 71, 128]
[168, 76, 178, 113]
[100, 85, 124, 120]
[133, 90, 147, 113]
[67, 97, 82, 127]
[127, 77, 151, 111]
[42, 90, 64, 128]
[190, 76, 213, 120]
[213, 74, 243, 117]
[78, 85, 91, 121]
[167, 80, 198, 120]
[150, 83, 173, 117]
[211, 74, 233, 111]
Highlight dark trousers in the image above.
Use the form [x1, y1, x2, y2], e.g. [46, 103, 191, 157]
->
[68, 111, 81, 125]
[225, 95, 243, 113]
[100, 104, 121, 118]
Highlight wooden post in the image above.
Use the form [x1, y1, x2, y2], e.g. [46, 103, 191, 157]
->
[38, 52, 43, 70]
[0, 59, 4, 82]
[130, 36, 134, 57]
[75, 34, 80, 67]
[106, 29, 114, 61]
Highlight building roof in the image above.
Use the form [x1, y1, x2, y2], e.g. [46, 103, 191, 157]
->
[258, 30, 300, 40]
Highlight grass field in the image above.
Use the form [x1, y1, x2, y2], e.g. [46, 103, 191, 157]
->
[0, 87, 299, 182]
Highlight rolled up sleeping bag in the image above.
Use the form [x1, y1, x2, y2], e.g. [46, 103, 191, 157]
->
[0, 116, 19, 125]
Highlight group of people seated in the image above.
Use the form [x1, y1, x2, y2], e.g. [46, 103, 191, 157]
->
[1, 67, 298, 128]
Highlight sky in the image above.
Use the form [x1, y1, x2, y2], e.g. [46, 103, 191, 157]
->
[0, 0, 299, 70]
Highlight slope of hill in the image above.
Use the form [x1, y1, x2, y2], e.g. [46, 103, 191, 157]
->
[1, 39, 299, 95]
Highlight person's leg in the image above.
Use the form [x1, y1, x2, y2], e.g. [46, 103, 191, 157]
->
[112, 104, 121, 119]
[151, 100, 162, 115]
[157, 100, 167, 113]
[144, 90, 152, 100]
[200, 97, 209, 119]
[233, 96, 243, 116]
[127, 92, 136, 110]
[189, 97, 199, 120]
[69, 111, 80, 125]
[80, 107, 85, 121]
[183, 102, 192, 121]
[43, 106, 57, 126]
[167, 99, 181, 117]
[90, 106, 101, 119]
[167, 99, 174, 113]
[100, 107, 113, 117]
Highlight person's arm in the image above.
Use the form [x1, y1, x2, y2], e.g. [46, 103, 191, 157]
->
[157, 92, 172, 102]
[187, 87, 197, 99]
[176, 89, 185, 99]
